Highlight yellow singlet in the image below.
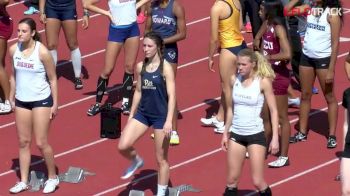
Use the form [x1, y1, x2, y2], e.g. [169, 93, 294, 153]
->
[218, 0, 244, 48]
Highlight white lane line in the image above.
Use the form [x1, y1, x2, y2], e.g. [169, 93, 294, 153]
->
[7, 15, 209, 43]
[93, 100, 342, 195]
[0, 97, 220, 177]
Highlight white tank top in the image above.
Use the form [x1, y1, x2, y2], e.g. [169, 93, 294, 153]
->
[13, 42, 51, 102]
[108, 0, 137, 26]
[230, 75, 264, 136]
[303, 7, 331, 58]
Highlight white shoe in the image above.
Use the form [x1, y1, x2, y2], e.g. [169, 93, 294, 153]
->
[214, 125, 225, 134]
[43, 176, 59, 193]
[0, 100, 11, 114]
[288, 97, 300, 107]
[200, 116, 224, 128]
[9, 182, 29, 193]
[268, 156, 289, 168]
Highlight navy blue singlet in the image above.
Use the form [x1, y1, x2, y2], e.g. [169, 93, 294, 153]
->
[151, 0, 177, 39]
[138, 65, 168, 118]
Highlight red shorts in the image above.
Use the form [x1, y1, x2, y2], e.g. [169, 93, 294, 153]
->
[0, 17, 13, 40]
[272, 64, 290, 95]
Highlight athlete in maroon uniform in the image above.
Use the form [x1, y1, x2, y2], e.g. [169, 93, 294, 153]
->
[0, 1, 13, 114]
[255, 0, 292, 168]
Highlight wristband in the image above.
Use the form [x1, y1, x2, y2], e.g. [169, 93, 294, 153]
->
[83, 10, 90, 17]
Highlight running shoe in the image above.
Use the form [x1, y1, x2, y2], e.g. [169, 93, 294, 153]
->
[0, 100, 11, 114]
[214, 125, 225, 134]
[9, 182, 29, 194]
[24, 6, 39, 15]
[43, 176, 59, 194]
[121, 102, 131, 115]
[121, 156, 144, 179]
[170, 131, 180, 145]
[200, 116, 224, 128]
[74, 77, 83, 90]
[268, 156, 290, 168]
[137, 12, 146, 24]
[327, 135, 337, 148]
[288, 97, 300, 107]
[87, 103, 101, 116]
[289, 131, 307, 143]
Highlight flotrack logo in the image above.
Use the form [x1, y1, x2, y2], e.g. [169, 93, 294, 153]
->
[284, 7, 343, 17]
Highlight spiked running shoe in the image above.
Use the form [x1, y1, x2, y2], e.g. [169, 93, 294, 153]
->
[74, 77, 83, 90]
[289, 131, 307, 143]
[121, 156, 144, 179]
[87, 103, 101, 116]
[170, 131, 180, 145]
[200, 116, 224, 128]
[268, 156, 290, 168]
[327, 135, 337, 148]
[9, 182, 29, 194]
[121, 102, 130, 115]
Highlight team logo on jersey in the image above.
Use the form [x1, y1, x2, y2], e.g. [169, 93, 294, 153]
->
[168, 50, 176, 60]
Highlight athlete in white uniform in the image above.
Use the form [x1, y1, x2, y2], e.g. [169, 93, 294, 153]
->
[287, 0, 342, 148]
[222, 48, 279, 196]
[83, 0, 150, 116]
[8, 18, 59, 194]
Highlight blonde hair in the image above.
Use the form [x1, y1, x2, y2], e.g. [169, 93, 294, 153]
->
[238, 48, 275, 79]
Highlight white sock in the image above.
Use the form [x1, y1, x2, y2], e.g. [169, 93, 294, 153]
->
[157, 184, 168, 196]
[122, 98, 129, 104]
[71, 48, 82, 78]
[49, 49, 57, 66]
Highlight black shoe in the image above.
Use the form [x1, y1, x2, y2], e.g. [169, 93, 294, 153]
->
[289, 131, 307, 143]
[223, 187, 237, 196]
[327, 135, 337, 148]
[87, 103, 101, 116]
[74, 78, 83, 90]
[121, 102, 130, 115]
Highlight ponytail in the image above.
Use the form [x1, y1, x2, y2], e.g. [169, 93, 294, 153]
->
[33, 31, 41, 42]
[254, 51, 275, 79]
[237, 48, 275, 79]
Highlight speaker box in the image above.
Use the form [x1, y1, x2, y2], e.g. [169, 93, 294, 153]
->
[100, 104, 122, 139]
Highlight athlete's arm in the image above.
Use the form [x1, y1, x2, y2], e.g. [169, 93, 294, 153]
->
[326, 13, 341, 83]
[83, 0, 113, 23]
[39, 0, 47, 23]
[163, 0, 186, 44]
[144, 3, 152, 34]
[254, 20, 267, 51]
[163, 60, 176, 137]
[344, 53, 350, 80]
[39, 43, 58, 119]
[261, 77, 279, 155]
[8, 44, 17, 109]
[208, 2, 221, 72]
[221, 74, 235, 151]
[129, 62, 143, 119]
[284, 0, 311, 16]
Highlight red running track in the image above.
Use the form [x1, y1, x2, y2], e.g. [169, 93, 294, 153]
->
[1, 1, 350, 195]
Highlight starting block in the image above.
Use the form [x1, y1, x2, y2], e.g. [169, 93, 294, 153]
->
[58, 166, 95, 183]
[28, 170, 46, 192]
[129, 187, 180, 196]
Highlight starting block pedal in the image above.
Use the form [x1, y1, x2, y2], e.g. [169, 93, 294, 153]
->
[129, 187, 180, 196]
[28, 170, 46, 192]
[58, 166, 95, 184]
[129, 190, 145, 196]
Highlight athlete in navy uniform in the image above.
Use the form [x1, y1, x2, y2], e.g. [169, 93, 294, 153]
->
[39, 0, 88, 89]
[145, 0, 186, 145]
[118, 32, 175, 196]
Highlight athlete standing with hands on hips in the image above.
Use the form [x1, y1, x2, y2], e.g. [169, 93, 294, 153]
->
[84, 0, 150, 116]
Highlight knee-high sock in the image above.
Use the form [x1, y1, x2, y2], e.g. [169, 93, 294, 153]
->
[71, 48, 82, 78]
[122, 72, 134, 103]
[49, 49, 57, 66]
[96, 76, 109, 103]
